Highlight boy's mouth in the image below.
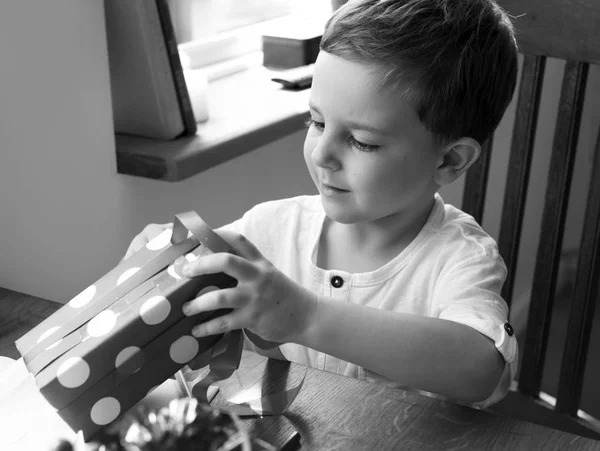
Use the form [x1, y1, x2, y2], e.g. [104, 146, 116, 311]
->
[320, 182, 350, 194]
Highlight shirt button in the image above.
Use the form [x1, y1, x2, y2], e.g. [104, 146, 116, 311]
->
[330, 275, 344, 288]
[504, 323, 514, 336]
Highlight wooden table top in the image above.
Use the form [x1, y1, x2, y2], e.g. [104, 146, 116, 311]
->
[2, 286, 600, 450]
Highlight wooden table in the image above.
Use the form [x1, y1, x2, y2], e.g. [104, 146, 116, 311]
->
[2, 286, 600, 450]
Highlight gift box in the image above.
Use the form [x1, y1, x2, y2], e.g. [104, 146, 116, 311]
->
[15, 212, 238, 441]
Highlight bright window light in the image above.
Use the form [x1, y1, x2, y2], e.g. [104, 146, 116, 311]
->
[167, 0, 333, 44]
[167, 0, 337, 79]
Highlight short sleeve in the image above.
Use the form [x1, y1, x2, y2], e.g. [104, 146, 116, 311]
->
[215, 202, 271, 245]
[432, 255, 518, 408]
[216, 216, 244, 236]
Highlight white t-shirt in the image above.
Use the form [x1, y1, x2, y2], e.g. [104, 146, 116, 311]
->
[221, 194, 518, 408]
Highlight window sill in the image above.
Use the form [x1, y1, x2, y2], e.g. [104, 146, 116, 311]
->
[115, 64, 311, 182]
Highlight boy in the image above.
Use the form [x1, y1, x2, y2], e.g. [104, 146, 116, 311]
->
[125, 0, 519, 407]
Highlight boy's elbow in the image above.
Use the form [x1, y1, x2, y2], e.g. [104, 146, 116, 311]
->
[463, 347, 506, 403]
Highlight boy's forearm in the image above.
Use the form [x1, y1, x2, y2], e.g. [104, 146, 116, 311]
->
[294, 298, 505, 403]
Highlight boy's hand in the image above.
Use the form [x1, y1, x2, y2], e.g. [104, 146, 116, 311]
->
[181, 230, 318, 344]
[122, 222, 173, 262]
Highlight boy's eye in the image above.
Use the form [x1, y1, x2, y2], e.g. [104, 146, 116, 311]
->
[305, 118, 380, 152]
[349, 136, 380, 152]
[306, 118, 325, 130]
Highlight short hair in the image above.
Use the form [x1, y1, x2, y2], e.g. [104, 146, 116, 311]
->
[321, 0, 519, 144]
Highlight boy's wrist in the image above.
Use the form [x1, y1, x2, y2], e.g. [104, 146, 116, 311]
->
[288, 290, 320, 346]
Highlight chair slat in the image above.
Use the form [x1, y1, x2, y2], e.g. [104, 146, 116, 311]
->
[496, 0, 600, 64]
[556, 121, 600, 416]
[461, 138, 493, 225]
[519, 62, 589, 397]
[498, 55, 545, 307]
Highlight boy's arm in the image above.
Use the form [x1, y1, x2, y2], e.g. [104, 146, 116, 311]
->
[295, 301, 505, 403]
[295, 255, 514, 405]
[181, 223, 513, 405]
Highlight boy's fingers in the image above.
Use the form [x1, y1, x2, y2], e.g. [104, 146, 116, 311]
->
[146, 223, 173, 243]
[121, 239, 141, 262]
[215, 229, 264, 261]
[121, 251, 131, 263]
[122, 222, 173, 262]
[191, 310, 245, 338]
[183, 252, 257, 281]
[182, 287, 244, 316]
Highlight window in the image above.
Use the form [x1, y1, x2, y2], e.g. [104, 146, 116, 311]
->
[168, 0, 332, 44]
[167, 0, 336, 76]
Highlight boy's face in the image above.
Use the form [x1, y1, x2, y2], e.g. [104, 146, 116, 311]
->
[304, 52, 441, 225]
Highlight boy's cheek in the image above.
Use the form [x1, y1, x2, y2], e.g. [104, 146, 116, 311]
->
[303, 132, 321, 150]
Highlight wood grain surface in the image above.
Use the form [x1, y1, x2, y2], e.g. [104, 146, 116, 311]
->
[2, 286, 600, 450]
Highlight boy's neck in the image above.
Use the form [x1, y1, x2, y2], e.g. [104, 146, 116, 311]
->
[317, 197, 436, 273]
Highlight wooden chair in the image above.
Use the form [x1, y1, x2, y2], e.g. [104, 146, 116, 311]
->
[461, 0, 600, 440]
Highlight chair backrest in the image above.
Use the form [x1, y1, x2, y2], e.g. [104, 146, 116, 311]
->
[461, 0, 600, 439]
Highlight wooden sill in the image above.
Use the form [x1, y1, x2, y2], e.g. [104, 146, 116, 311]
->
[115, 66, 311, 182]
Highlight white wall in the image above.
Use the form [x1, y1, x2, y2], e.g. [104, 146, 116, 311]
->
[0, 0, 315, 303]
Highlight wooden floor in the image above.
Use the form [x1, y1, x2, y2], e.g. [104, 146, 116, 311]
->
[0, 287, 60, 360]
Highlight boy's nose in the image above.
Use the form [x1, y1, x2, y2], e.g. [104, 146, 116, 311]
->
[311, 133, 342, 171]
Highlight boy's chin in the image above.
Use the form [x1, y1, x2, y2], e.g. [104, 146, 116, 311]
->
[319, 196, 363, 224]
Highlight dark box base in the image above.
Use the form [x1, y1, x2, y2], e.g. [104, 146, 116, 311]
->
[262, 33, 321, 69]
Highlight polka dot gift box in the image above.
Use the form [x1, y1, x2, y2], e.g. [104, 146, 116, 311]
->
[14, 212, 239, 441]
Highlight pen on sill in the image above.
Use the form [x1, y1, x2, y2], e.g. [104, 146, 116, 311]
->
[279, 430, 301, 451]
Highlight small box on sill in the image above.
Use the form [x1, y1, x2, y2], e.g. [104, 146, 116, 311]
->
[262, 25, 322, 69]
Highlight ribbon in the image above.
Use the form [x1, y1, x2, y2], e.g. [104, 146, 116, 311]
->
[225, 375, 306, 417]
[26, 280, 156, 376]
[22, 236, 198, 366]
[185, 331, 304, 418]
[191, 330, 244, 403]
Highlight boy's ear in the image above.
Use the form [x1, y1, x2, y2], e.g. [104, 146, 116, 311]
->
[434, 137, 481, 186]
